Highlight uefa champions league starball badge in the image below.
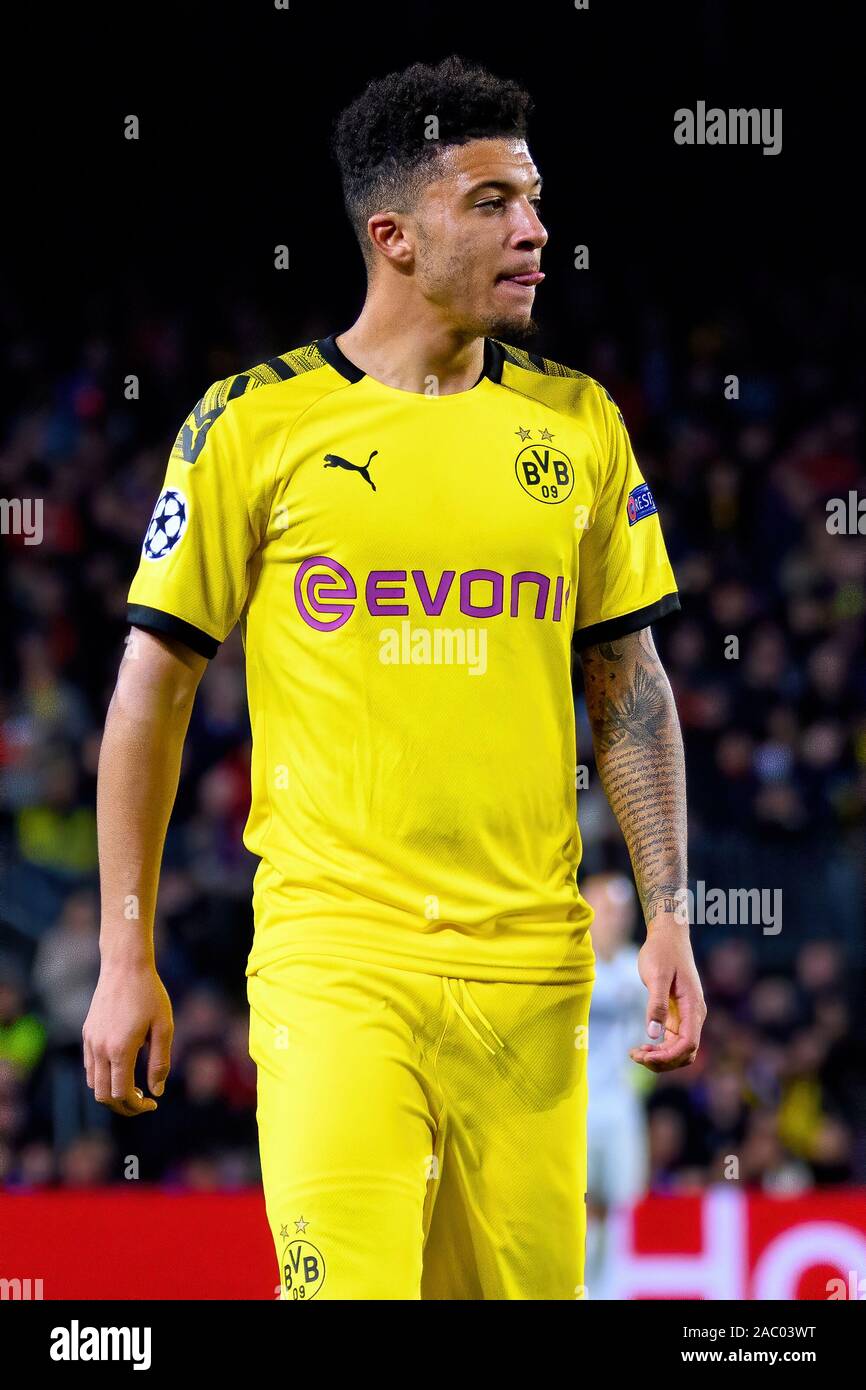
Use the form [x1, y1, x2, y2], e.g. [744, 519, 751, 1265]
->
[143, 488, 189, 560]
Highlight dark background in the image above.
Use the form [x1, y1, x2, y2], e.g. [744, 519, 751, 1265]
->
[5, 1, 861, 389]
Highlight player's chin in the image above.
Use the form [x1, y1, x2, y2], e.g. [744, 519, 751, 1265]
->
[483, 294, 540, 341]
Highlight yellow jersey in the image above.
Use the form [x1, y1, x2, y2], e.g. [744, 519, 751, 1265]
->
[127, 334, 679, 983]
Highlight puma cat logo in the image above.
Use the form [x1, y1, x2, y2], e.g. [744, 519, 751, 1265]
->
[323, 449, 379, 491]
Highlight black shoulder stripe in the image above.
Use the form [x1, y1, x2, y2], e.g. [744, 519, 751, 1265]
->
[265, 356, 297, 380]
[172, 344, 325, 464]
[227, 374, 250, 399]
[493, 341, 525, 370]
[493, 341, 587, 379]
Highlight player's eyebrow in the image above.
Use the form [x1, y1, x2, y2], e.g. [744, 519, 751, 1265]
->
[465, 176, 543, 197]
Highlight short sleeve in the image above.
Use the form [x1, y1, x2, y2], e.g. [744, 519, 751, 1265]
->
[573, 381, 680, 650]
[126, 381, 259, 658]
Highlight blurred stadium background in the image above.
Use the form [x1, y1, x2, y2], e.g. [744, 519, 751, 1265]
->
[1, 1, 864, 1298]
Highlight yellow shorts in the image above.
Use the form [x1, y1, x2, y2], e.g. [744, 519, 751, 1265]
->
[247, 953, 592, 1300]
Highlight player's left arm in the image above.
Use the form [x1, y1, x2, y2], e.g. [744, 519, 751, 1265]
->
[580, 625, 706, 1072]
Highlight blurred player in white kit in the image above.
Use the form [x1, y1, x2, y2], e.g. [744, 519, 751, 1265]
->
[585, 872, 650, 1298]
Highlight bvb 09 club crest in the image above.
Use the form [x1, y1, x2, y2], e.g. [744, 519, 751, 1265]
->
[514, 437, 574, 504]
[282, 1238, 326, 1300]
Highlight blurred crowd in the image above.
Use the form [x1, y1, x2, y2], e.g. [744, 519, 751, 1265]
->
[1, 272, 864, 1192]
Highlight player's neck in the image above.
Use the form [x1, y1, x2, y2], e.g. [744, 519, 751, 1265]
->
[335, 298, 486, 396]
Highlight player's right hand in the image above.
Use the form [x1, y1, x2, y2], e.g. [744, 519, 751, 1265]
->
[82, 962, 174, 1117]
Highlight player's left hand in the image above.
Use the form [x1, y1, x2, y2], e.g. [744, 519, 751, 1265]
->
[629, 917, 706, 1072]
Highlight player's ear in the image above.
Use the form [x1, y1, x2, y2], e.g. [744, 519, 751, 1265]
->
[366, 212, 414, 269]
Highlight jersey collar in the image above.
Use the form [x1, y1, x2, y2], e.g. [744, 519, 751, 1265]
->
[316, 333, 506, 388]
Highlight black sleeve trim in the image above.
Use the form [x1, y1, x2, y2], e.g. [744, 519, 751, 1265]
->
[572, 591, 681, 652]
[126, 605, 220, 659]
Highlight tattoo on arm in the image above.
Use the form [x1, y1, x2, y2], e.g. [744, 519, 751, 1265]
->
[579, 627, 687, 924]
[597, 641, 623, 662]
[596, 663, 667, 754]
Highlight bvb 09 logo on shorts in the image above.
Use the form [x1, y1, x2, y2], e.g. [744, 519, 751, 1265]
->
[282, 1239, 326, 1300]
[515, 443, 574, 504]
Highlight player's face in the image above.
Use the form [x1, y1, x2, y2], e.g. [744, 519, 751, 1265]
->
[583, 879, 636, 957]
[410, 138, 548, 339]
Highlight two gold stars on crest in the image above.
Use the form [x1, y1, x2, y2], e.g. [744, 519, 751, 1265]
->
[515, 426, 555, 442]
[280, 1217, 310, 1238]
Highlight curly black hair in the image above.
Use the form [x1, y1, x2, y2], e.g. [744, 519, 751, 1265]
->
[331, 55, 533, 269]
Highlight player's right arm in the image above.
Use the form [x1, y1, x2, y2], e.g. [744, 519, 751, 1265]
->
[84, 628, 207, 1116]
[84, 374, 265, 1116]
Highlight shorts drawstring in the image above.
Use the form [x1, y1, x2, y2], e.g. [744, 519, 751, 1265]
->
[443, 977, 504, 1056]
